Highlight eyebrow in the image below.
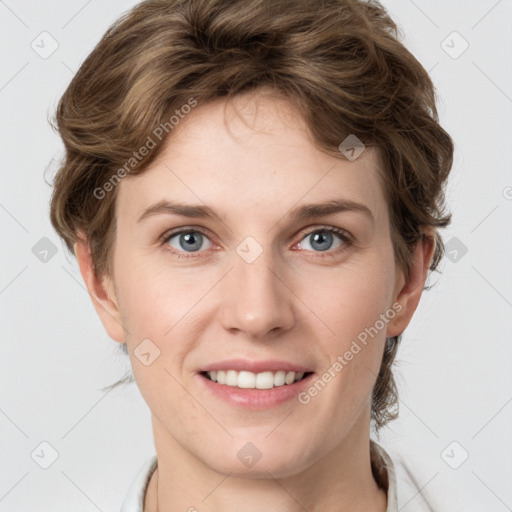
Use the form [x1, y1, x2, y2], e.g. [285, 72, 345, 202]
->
[137, 198, 374, 225]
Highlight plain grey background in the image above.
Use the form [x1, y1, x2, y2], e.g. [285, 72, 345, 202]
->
[1, 1, 511, 510]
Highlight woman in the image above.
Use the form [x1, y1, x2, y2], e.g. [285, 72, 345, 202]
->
[49, 0, 453, 510]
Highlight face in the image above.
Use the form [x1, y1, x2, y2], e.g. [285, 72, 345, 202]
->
[87, 89, 422, 478]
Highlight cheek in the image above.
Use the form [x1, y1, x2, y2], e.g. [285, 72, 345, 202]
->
[300, 255, 394, 392]
[114, 259, 213, 385]
[117, 268, 196, 413]
[114, 255, 187, 333]
[301, 257, 394, 339]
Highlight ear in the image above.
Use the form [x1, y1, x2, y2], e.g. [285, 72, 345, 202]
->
[73, 232, 126, 343]
[386, 229, 436, 338]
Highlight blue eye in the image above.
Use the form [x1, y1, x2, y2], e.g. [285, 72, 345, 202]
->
[300, 228, 345, 252]
[164, 230, 213, 258]
[294, 226, 353, 258]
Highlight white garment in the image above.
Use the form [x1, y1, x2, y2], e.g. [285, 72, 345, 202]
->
[120, 441, 435, 512]
[120, 455, 157, 512]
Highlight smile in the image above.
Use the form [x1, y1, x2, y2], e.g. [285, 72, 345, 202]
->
[202, 370, 313, 389]
[198, 370, 316, 409]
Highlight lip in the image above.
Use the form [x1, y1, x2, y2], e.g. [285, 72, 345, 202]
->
[198, 359, 313, 374]
[197, 371, 315, 410]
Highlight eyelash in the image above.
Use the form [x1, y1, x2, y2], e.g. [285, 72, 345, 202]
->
[160, 225, 354, 260]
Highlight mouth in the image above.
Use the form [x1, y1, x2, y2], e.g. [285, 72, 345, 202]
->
[200, 369, 314, 390]
[196, 359, 316, 409]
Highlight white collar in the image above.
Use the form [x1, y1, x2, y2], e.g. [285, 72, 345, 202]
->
[120, 455, 157, 512]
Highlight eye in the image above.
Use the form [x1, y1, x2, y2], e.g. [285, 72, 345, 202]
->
[296, 226, 353, 256]
[163, 229, 213, 258]
[161, 225, 353, 260]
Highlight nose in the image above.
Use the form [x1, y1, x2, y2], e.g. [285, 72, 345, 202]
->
[219, 245, 296, 340]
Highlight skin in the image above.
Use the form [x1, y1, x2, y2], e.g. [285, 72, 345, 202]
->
[75, 88, 434, 512]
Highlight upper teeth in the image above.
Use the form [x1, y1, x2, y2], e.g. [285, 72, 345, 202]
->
[206, 370, 305, 389]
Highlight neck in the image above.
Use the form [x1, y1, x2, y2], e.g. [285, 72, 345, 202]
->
[144, 414, 387, 512]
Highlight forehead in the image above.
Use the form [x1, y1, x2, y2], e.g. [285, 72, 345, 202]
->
[117, 91, 388, 225]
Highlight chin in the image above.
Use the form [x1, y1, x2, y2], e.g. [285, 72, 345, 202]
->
[201, 441, 314, 479]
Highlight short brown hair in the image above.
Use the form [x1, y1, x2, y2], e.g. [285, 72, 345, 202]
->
[48, 0, 454, 431]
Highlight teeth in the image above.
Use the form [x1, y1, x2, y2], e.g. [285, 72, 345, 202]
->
[226, 370, 238, 386]
[205, 369, 308, 389]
